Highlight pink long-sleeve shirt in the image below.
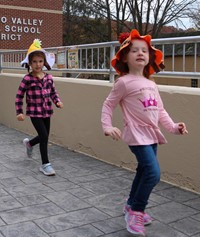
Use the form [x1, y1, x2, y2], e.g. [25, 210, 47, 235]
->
[101, 74, 180, 145]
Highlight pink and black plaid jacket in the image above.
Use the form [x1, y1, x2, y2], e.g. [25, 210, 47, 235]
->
[15, 73, 61, 117]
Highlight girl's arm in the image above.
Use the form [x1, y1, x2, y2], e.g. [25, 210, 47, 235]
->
[15, 76, 29, 116]
[49, 75, 63, 107]
[101, 79, 126, 136]
[156, 87, 187, 134]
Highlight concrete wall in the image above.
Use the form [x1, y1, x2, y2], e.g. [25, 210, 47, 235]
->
[1, 73, 200, 193]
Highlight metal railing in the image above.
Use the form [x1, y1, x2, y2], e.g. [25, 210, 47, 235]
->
[0, 35, 200, 82]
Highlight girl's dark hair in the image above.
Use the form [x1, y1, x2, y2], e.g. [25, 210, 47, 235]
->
[114, 42, 152, 79]
[114, 44, 131, 77]
[26, 51, 51, 72]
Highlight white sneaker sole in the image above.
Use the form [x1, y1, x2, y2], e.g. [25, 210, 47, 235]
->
[39, 167, 56, 176]
[126, 225, 145, 236]
[23, 138, 32, 158]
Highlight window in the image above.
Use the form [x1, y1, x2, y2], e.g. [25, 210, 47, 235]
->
[191, 79, 198, 88]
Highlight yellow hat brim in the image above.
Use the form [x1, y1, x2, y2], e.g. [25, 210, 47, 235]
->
[21, 50, 55, 69]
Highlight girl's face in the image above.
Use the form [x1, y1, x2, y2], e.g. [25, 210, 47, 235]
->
[124, 39, 149, 73]
[29, 55, 45, 73]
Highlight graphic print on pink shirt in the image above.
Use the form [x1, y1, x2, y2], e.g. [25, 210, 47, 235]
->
[139, 94, 158, 108]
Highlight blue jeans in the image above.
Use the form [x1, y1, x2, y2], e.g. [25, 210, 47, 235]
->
[128, 144, 160, 212]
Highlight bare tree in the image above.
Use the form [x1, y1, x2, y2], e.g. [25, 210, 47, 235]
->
[63, 0, 107, 44]
[126, 0, 197, 37]
[63, 0, 198, 45]
[90, 0, 197, 39]
[185, 3, 200, 30]
[112, 0, 130, 36]
[90, 0, 130, 40]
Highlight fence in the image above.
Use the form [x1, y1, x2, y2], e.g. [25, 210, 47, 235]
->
[0, 35, 200, 82]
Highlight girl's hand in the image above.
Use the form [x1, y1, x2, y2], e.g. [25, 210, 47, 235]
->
[16, 114, 25, 121]
[57, 101, 64, 108]
[105, 127, 121, 140]
[178, 122, 188, 135]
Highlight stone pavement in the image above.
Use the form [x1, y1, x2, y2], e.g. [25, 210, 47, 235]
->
[0, 124, 200, 237]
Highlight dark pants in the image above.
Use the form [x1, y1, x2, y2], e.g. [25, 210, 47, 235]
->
[128, 144, 160, 212]
[29, 117, 50, 165]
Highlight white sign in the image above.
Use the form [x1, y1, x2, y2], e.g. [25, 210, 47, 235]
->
[57, 49, 66, 69]
[0, 16, 43, 41]
[68, 48, 79, 69]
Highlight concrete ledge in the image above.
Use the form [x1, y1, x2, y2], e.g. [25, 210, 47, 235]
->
[0, 73, 199, 193]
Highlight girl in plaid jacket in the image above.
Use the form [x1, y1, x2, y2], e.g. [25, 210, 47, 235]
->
[15, 39, 63, 176]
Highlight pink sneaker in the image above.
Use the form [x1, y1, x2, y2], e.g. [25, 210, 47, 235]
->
[123, 204, 152, 226]
[126, 210, 145, 236]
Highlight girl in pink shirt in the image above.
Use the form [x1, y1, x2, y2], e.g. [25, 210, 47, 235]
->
[101, 29, 188, 236]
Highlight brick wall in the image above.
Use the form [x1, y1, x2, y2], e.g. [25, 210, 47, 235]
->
[2, 0, 62, 11]
[0, 1, 63, 49]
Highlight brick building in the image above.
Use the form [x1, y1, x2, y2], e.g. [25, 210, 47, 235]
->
[0, 0, 63, 49]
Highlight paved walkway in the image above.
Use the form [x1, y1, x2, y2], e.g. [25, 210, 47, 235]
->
[0, 124, 199, 237]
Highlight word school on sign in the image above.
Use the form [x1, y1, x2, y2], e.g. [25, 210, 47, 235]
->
[5, 25, 41, 34]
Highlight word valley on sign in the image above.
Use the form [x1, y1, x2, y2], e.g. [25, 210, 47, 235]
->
[0, 17, 43, 26]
